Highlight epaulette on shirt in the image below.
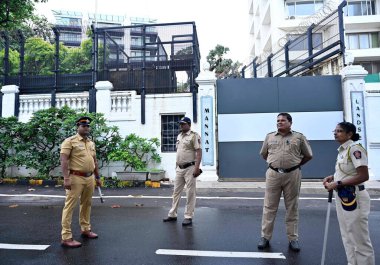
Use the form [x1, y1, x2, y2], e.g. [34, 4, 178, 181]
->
[291, 130, 304, 136]
[67, 135, 77, 142]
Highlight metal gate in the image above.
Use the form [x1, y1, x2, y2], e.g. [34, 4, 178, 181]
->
[216, 75, 343, 180]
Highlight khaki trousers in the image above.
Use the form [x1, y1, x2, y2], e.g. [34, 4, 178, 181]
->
[335, 189, 375, 265]
[168, 165, 196, 219]
[61, 175, 95, 240]
[261, 168, 301, 241]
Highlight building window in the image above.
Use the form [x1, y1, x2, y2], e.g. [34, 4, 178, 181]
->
[347, 32, 380, 49]
[161, 114, 184, 152]
[286, 0, 324, 17]
[345, 0, 376, 16]
[355, 61, 380, 74]
[56, 17, 81, 27]
[60, 32, 82, 43]
[288, 33, 323, 50]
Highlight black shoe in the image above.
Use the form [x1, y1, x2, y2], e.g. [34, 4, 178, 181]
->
[163, 216, 177, 222]
[289, 240, 300, 252]
[257, 237, 270, 250]
[182, 218, 192, 226]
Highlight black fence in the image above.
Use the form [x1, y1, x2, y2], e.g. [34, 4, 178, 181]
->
[242, 1, 346, 78]
[0, 22, 201, 122]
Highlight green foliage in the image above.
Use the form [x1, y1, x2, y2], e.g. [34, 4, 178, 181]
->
[61, 46, 91, 74]
[108, 134, 161, 172]
[0, 117, 20, 177]
[13, 107, 121, 179]
[0, 48, 20, 75]
[19, 15, 54, 42]
[207, 44, 242, 79]
[13, 106, 77, 178]
[0, 0, 48, 30]
[77, 112, 122, 168]
[24, 37, 55, 75]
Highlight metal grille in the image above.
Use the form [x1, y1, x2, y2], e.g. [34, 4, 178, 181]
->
[161, 114, 184, 152]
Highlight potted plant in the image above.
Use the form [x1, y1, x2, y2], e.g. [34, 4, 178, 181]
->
[148, 168, 166, 181]
[108, 134, 162, 181]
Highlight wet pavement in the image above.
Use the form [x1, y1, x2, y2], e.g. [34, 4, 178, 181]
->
[0, 185, 379, 265]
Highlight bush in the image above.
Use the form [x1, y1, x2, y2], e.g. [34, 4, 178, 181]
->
[108, 133, 161, 172]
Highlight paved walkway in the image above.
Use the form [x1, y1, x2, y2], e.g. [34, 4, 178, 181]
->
[195, 179, 380, 195]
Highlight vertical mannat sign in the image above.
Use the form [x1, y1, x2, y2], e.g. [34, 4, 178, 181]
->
[351, 91, 367, 149]
[200, 96, 214, 166]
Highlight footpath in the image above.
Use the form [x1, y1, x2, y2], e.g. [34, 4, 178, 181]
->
[0, 180, 379, 197]
[195, 179, 380, 196]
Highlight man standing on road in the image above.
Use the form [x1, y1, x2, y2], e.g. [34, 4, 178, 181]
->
[163, 117, 202, 226]
[60, 116, 101, 248]
[257, 113, 312, 252]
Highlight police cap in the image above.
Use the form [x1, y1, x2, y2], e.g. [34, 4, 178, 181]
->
[76, 116, 92, 126]
[179, 117, 191, 124]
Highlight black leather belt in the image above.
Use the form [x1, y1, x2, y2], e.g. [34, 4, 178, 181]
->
[269, 165, 300, 173]
[178, 161, 195, 169]
[70, 170, 93, 177]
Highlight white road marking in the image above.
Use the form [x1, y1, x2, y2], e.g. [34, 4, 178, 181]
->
[0, 243, 49, 250]
[156, 249, 286, 259]
[0, 194, 379, 201]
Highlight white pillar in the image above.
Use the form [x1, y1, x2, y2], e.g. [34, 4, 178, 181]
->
[340, 64, 368, 123]
[340, 65, 380, 180]
[1, 85, 19, 117]
[95, 81, 113, 118]
[196, 71, 218, 181]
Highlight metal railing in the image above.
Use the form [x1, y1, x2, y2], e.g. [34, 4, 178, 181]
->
[1, 21, 201, 122]
[242, 1, 346, 78]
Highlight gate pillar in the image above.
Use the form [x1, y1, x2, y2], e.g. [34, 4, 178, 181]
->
[1, 85, 19, 118]
[340, 64, 367, 147]
[196, 71, 217, 181]
[95, 81, 113, 119]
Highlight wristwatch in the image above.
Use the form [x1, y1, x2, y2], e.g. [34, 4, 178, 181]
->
[336, 180, 343, 188]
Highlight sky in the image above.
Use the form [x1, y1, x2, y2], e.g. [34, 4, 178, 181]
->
[35, 0, 250, 71]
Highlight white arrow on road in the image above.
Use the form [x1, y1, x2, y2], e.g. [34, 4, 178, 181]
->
[156, 249, 286, 259]
[0, 243, 50, 250]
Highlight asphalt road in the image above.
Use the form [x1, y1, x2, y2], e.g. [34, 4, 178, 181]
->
[0, 185, 379, 265]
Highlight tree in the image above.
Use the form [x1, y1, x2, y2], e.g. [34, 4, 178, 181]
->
[20, 15, 54, 42]
[0, 117, 19, 178]
[108, 134, 161, 171]
[175, 46, 193, 91]
[13, 107, 122, 178]
[75, 111, 122, 168]
[61, 41, 92, 74]
[24, 37, 55, 75]
[0, 48, 20, 75]
[13, 106, 78, 178]
[207, 44, 242, 79]
[0, 0, 48, 30]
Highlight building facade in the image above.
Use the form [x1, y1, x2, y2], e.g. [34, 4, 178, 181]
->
[248, 0, 380, 179]
[248, 0, 380, 75]
[52, 10, 157, 62]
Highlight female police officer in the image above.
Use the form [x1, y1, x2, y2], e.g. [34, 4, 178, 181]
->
[323, 122, 375, 265]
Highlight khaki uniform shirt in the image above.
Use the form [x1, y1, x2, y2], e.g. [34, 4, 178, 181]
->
[60, 134, 96, 173]
[334, 140, 367, 182]
[176, 130, 201, 165]
[260, 130, 312, 168]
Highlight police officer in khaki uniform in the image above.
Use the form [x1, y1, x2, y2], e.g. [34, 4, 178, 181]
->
[258, 113, 312, 251]
[323, 122, 375, 265]
[163, 117, 202, 226]
[60, 116, 101, 248]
